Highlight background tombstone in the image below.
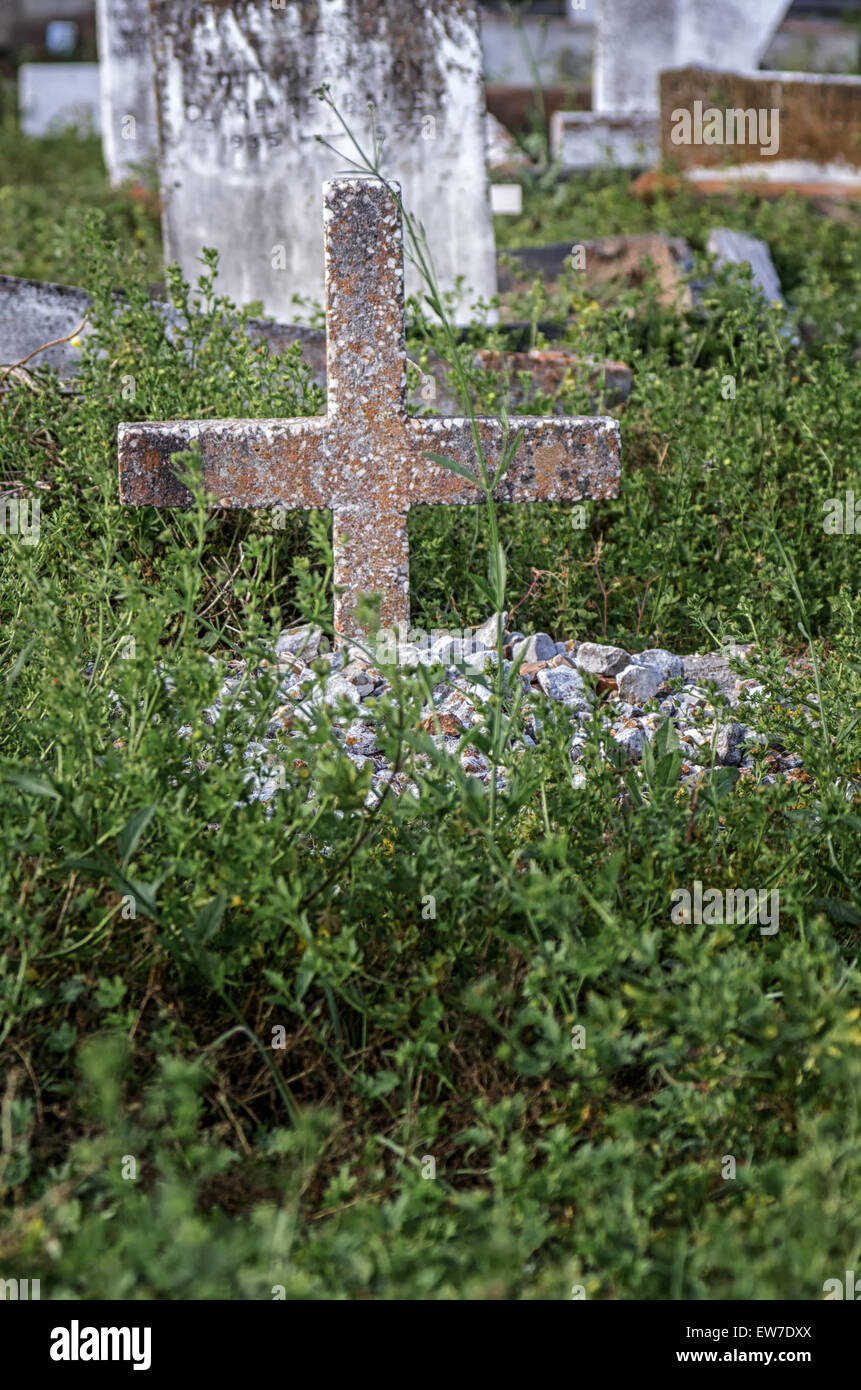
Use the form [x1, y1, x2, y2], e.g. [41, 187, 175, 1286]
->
[706, 228, 784, 306]
[592, 0, 676, 118]
[149, 0, 498, 327]
[594, 0, 792, 115]
[480, 0, 593, 131]
[94, 0, 158, 185]
[553, 0, 792, 171]
[18, 61, 101, 134]
[660, 65, 861, 194]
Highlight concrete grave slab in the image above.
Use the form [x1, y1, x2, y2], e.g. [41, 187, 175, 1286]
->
[0, 271, 630, 413]
[474, 348, 631, 408]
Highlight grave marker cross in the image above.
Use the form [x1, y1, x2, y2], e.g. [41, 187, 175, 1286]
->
[118, 176, 620, 641]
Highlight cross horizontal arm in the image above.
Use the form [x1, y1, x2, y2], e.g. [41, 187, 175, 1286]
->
[118, 418, 329, 508]
[409, 415, 620, 507]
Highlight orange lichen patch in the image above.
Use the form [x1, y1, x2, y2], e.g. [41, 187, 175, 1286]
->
[118, 177, 621, 641]
[533, 441, 566, 487]
[422, 711, 464, 737]
[784, 768, 812, 784]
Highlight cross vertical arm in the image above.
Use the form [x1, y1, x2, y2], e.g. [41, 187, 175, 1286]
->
[331, 504, 410, 641]
[323, 176, 408, 426]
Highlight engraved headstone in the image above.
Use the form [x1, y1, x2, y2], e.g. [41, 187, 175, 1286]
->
[149, 0, 498, 326]
[94, 0, 158, 185]
[119, 177, 620, 641]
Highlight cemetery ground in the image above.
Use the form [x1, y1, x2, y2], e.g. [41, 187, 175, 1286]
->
[1, 124, 861, 1302]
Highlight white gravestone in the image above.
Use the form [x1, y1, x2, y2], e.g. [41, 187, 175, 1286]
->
[554, 0, 792, 170]
[149, 0, 498, 327]
[19, 62, 101, 136]
[595, 0, 792, 114]
[95, 0, 158, 185]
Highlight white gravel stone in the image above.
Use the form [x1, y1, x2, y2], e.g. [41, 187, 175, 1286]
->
[473, 611, 507, 650]
[536, 666, 590, 709]
[575, 641, 631, 677]
[683, 727, 709, 748]
[339, 659, 379, 696]
[744, 728, 766, 748]
[395, 643, 422, 667]
[276, 623, 322, 661]
[436, 690, 481, 728]
[612, 724, 644, 762]
[452, 674, 493, 704]
[511, 632, 556, 663]
[460, 747, 491, 777]
[277, 664, 316, 700]
[617, 663, 663, 705]
[340, 720, 381, 756]
[631, 648, 684, 681]
[315, 675, 363, 708]
[178, 619, 811, 807]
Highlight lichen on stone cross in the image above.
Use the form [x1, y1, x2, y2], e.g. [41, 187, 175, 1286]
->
[118, 175, 621, 642]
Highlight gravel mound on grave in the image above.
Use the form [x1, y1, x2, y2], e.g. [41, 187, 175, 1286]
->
[174, 619, 818, 809]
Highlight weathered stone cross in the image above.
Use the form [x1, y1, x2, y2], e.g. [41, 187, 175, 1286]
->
[118, 176, 620, 641]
